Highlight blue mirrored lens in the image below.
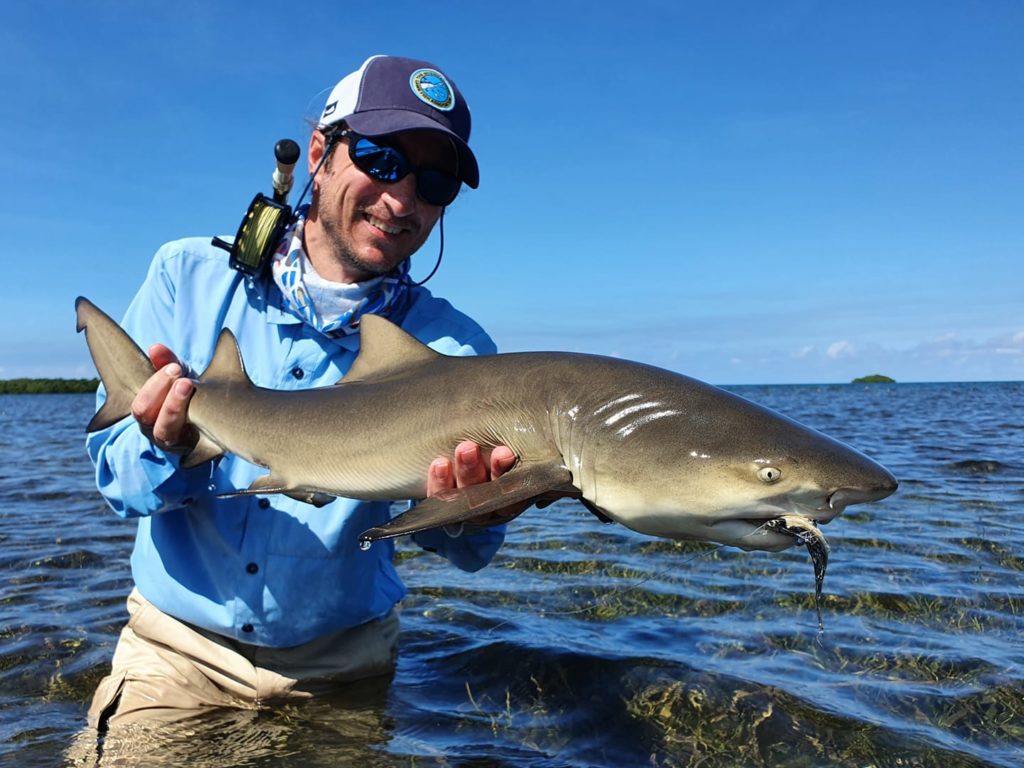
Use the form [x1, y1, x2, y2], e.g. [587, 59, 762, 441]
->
[349, 135, 461, 206]
[352, 139, 409, 182]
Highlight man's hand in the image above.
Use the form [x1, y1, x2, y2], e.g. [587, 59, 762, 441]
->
[426, 441, 527, 531]
[131, 344, 199, 453]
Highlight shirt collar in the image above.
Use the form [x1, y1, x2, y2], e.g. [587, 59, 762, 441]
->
[244, 276, 363, 352]
[245, 275, 300, 325]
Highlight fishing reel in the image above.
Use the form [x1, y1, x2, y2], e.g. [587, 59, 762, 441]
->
[212, 139, 301, 276]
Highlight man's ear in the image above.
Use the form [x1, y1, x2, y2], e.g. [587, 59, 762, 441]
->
[308, 130, 326, 174]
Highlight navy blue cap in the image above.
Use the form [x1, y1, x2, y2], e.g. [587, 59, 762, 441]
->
[319, 55, 479, 188]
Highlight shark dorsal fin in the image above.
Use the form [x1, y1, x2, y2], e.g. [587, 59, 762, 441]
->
[342, 313, 440, 384]
[199, 328, 250, 385]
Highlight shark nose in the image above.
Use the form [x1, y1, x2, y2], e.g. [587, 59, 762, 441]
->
[828, 475, 899, 512]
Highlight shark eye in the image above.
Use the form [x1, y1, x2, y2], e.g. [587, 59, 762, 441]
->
[757, 466, 782, 483]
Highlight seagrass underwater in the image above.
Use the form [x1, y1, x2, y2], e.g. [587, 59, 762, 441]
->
[3, 381, 1023, 765]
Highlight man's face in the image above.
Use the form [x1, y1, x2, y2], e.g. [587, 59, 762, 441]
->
[303, 128, 456, 283]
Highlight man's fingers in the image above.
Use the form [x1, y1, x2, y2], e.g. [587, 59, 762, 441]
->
[489, 446, 517, 478]
[426, 457, 454, 497]
[131, 363, 182, 428]
[152, 377, 196, 449]
[453, 441, 487, 487]
[422, 443, 525, 532]
[147, 344, 179, 371]
[425, 442, 518, 500]
[131, 360, 197, 452]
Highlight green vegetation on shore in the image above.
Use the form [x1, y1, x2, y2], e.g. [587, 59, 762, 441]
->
[852, 374, 895, 384]
[0, 378, 99, 394]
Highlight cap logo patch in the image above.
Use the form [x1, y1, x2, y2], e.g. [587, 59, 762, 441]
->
[409, 69, 454, 111]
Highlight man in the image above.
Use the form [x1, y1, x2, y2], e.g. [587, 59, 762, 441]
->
[85, 55, 517, 726]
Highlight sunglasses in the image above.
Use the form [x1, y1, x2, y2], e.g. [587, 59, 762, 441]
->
[340, 130, 462, 207]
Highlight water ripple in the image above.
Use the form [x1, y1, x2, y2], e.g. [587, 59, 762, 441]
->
[2, 385, 1023, 767]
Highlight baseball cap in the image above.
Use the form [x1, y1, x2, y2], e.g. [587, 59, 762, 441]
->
[318, 55, 479, 188]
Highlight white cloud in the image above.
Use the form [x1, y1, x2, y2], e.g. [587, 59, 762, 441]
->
[826, 341, 856, 359]
[680, 327, 1022, 383]
[916, 329, 1024, 359]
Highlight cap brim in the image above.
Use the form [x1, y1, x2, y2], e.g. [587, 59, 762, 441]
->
[344, 110, 479, 189]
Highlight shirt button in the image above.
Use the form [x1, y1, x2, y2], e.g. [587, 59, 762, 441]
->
[241, 623, 254, 633]
[246, 562, 259, 574]
[258, 498, 270, 509]
[291, 367, 304, 379]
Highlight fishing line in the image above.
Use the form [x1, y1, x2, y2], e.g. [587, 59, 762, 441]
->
[231, 199, 290, 273]
[293, 138, 333, 210]
[403, 209, 445, 287]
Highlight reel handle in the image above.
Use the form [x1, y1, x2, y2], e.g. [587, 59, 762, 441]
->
[272, 139, 301, 203]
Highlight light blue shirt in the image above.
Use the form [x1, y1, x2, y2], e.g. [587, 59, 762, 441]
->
[88, 238, 505, 647]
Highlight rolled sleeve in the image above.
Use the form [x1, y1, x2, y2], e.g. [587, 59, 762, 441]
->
[87, 415, 214, 518]
[411, 524, 506, 573]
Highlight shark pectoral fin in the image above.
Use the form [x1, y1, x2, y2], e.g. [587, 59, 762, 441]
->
[359, 462, 577, 543]
[579, 498, 613, 523]
[216, 473, 335, 507]
[180, 434, 225, 469]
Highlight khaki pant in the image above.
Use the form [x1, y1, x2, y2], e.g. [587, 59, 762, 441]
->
[87, 589, 399, 728]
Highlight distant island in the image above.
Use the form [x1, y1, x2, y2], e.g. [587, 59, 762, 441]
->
[0, 378, 99, 394]
[851, 374, 895, 384]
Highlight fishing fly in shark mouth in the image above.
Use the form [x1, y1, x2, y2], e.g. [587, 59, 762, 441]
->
[762, 515, 831, 631]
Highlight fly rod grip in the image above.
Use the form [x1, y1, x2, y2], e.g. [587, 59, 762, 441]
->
[272, 139, 301, 204]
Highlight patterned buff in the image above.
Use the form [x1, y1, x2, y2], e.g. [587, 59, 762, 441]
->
[271, 206, 410, 337]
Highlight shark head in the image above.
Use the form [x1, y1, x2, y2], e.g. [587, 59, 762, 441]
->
[581, 382, 898, 552]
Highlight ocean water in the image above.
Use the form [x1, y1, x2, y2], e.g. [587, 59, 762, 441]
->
[0, 382, 1021, 767]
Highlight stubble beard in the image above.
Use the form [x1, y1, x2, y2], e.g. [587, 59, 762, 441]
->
[316, 208, 399, 282]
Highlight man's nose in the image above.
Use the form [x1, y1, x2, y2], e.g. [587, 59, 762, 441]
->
[381, 174, 418, 215]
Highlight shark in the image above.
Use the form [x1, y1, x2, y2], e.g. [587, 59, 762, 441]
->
[76, 297, 897, 564]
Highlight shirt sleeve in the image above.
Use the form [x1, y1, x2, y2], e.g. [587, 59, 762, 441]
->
[86, 244, 216, 518]
[411, 525, 506, 572]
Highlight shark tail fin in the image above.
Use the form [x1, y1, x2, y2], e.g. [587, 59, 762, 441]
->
[76, 297, 156, 433]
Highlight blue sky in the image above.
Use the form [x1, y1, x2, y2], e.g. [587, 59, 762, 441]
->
[2, 1, 1021, 384]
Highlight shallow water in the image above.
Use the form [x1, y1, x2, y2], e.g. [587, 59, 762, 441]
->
[1, 383, 1022, 767]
